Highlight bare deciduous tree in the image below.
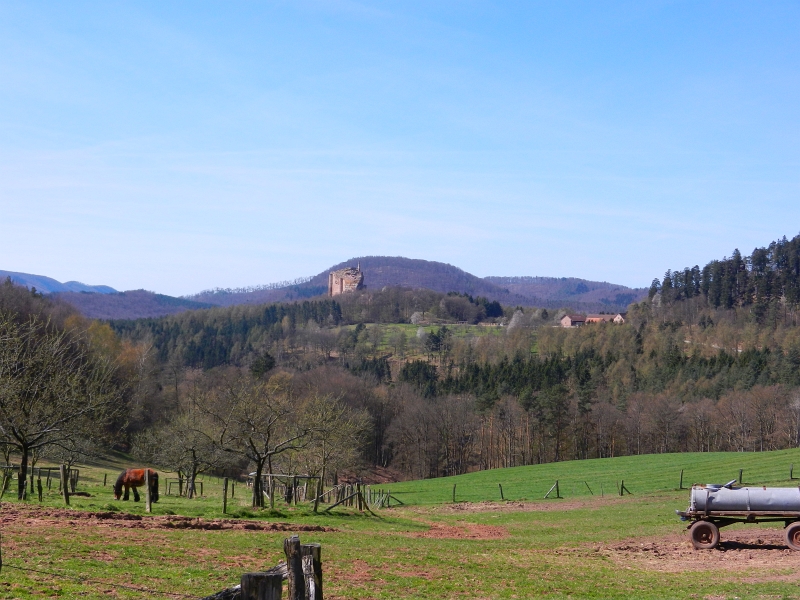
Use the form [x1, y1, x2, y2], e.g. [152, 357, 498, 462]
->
[197, 371, 311, 509]
[0, 314, 121, 499]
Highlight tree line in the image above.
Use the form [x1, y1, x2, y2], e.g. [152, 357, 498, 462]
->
[6, 229, 800, 489]
[650, 232, 800, 323]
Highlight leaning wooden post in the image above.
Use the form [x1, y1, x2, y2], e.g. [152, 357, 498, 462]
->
[452, 484, 456, 503]
[103, 473, 107, 487]
[679, 469, 684, 490]
[301, 543, 323, 600]
[223, 477, 229, 514]
[739, 469, 743, 484]
[46, 468, 52, 490]
[59, 464, 70, 506]
[283, 535, 304, 600]
[241, 572, 282, 600]
[498, 484, 504, 501]
[544, 481, 558, 499]
[144, 470, 152, 513]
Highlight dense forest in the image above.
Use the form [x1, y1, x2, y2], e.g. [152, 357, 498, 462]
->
[650, 233, 800, 321]
[5, 233, 800, 488]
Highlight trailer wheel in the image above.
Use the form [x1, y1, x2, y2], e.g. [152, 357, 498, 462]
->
[784, 523, 800, 551]
[690, 520, 720, 550]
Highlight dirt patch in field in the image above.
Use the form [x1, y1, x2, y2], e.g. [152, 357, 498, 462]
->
[0, 503, 336, 533]
[602, 528, 800, 580]
[429, 495, 639, 515]
[408, 519, 509, 540]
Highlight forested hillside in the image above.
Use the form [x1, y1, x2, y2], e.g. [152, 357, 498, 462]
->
[106, 232, 800, 481]
[10, 234, 799, 486]
[649, 233, 800, 321]
[54, 289, 213, 320]
[188, 256, 645, 312]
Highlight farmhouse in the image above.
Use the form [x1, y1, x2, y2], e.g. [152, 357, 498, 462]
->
[561, 313, 627, 327]
[560, 314, 586, 327]
[585, 314, 615, 324]
[328, 264, 365, 296]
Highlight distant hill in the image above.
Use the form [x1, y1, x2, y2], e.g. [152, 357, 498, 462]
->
[484, 276, 645, 309]
[5, 258, 646, 320]
[0, 270, 117, 295]
[53, 290, 213, 320]
[189, 256, 647, 312]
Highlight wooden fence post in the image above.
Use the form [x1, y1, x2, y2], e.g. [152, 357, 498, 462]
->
[241, 572, 282, 600]
[498, 483, 504, 501]
[739, 469, 743, 484]
[302, 543, 323, 600]
[37, 476, 42, 502]
[0, 470, 9, 500]
[145, 470, 152, 513]
[59, 465, 69, 506]
[223, 477, 229, 514]
[544, 481, 560, 499]
[284, 535, 304, 600]
[452, 484, 456, 503]
[46, 468, 52, 490]
[103, 473, 107, 487]
[679, 469, 684, 490]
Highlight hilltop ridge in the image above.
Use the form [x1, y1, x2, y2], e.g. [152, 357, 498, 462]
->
[188, 256, 647, 312]
[4, 257, 647, 320]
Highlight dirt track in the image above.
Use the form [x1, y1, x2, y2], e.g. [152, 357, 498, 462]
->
[602, 529, 800, 579]
[0, 503, 335, 532]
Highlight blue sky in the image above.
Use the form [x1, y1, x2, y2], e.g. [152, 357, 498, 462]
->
[1, 1, 799, 296]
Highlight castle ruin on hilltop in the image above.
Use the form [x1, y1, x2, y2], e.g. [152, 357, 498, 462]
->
[328, 263, 364, 296]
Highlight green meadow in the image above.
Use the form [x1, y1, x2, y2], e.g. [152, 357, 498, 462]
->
[3, 450, 800, 599]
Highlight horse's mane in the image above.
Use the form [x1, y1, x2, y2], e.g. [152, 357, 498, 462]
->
[113, 469, 127, 498]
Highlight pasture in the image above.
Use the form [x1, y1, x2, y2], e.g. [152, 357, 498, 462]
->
[3, 450, 800, 599]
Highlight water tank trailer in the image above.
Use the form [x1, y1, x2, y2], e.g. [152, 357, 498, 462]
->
[677, 480, 800, 550]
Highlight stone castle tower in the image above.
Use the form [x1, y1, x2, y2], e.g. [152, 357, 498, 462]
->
[328, 263, 364, 296]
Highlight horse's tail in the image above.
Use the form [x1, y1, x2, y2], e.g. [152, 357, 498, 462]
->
[150, 470, 159, 503]
[113, 470, 127, 500]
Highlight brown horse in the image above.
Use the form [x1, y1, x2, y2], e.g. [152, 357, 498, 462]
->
[114, 469, 159, 502]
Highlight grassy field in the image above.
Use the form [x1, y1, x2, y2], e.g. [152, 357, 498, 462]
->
[387, 448, 800, 504]
[3, 451, 800, 599]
